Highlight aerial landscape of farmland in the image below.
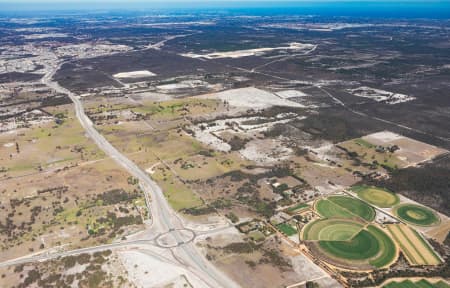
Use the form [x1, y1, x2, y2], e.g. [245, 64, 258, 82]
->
[0, 1, 449, 287]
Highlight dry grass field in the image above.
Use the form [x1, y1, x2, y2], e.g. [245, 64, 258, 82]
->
[0, 158, 146, 261]
[387, 224, 442, 266]
[0, 105, 105, 178]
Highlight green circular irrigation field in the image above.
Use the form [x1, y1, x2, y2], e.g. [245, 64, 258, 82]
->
[352, 185, 400, 208]
[394, 204, 440, 226]
[302, 218, 365, 241]
[303, 219, 397, 269]
[316, 195, 376, 221]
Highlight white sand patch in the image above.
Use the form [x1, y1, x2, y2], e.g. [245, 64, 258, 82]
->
[288, 235, 300, 244]
[290, 254, 327, 281]
[118, 250, 208, 288]
[131, 91, 173, 102]
[363, 131, 403, 144]
[191, 127, 231, 152]
[315, 183, 344, 195]
[3, 142, 14, 148]
[113, 70, 156, 78]
[145, 162, 160, 175]
[190, 113, 300, 152]
[263, 23, 373, 32]
[275, 90, 308, 98]
[181, 42, 315, 59]
[157, 80, 211, 91]
[198, 87, 305, 109]
[23, 33, 68, 39]
[348, 86, 415, 104]
[139, 21, 214, 27]
[240, 138, 292, 164]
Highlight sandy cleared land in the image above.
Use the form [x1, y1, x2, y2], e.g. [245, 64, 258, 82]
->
[190, 112, 299, 153]
[275, 89, 308, 98]
[425, 218, 450, 243]
[156, 80, 215, 92]
[23, 33, 68, 39]
[181, 42, 316, 59]
[240, 138, 293, 164]
[198, 87, 305, 109]
[118, 249, 207, 288]
[55, 43, 131, 58]
[262, 23, 374, 31]
[387, 224, 442, 266]
[362, 131, 448, 166]
[347, 86, 416, 104]
[113, 70, 156, 78]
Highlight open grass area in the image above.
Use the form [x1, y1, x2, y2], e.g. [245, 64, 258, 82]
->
[276, 223, 297, 236]
[316, 195, 375, 221]
[354, 138, 375, 148]
[0, 158, 145, 260]
[352, 185, 400, 208]
[171, 152, 247, 181]
[152, 166, 203, 211]
[338, 138, 405, 170]
[133, 98, 221, 120]
[0, 108, 104, 177]
[393, 204, 440, 226]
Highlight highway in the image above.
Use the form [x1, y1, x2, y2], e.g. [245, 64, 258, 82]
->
[39, 65, 239, 288]
[0, 240, 156, 268]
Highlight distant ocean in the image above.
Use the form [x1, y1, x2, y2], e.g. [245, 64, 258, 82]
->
[226, 1, 450, 18]
[1, 1, 450, 19]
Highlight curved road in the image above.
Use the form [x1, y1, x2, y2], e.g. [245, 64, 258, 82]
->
[41, 66, 239, 288]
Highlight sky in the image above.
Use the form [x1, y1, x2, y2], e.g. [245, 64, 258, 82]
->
[0, 0, 449, 18]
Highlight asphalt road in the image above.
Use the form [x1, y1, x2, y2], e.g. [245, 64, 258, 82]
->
[40, 66, 239, 288]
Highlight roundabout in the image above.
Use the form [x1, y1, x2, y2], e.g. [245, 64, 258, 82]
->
[155, 228, 196, 248]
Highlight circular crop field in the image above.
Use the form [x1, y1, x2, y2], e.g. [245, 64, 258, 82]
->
[314, 225, 397, 270]
[315, 196, 375, 221]
[319, 229, 379, 260]
[353, 185, 399, 208]
[394, 204, 440, 226]
[302, 218, 364, 241]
